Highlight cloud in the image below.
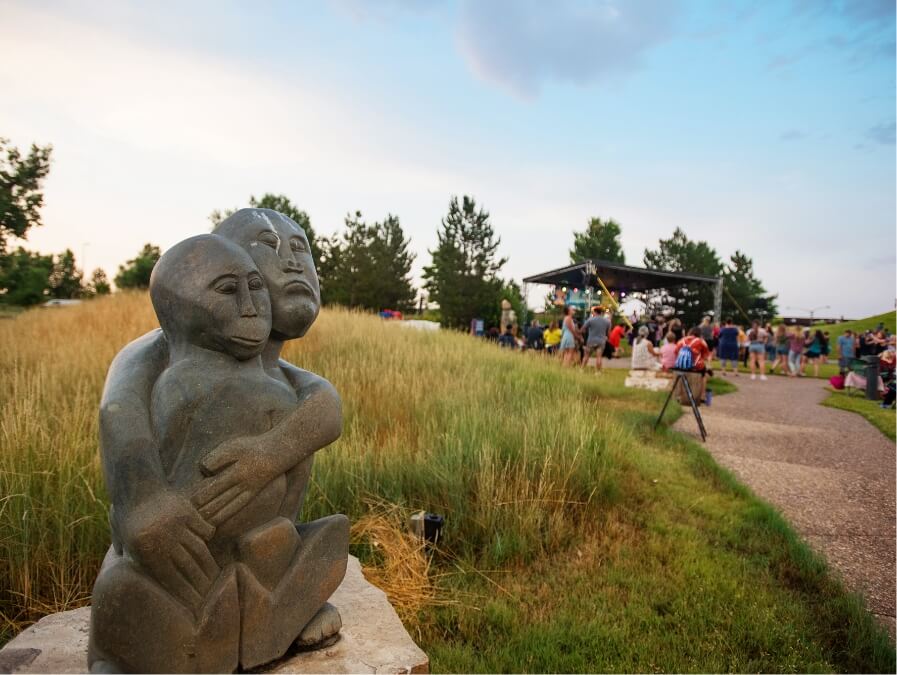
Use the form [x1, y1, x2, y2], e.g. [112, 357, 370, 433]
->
[780, 129, 807, 141]
[456, 0, 681, 98]
[865, 121, 896, 145]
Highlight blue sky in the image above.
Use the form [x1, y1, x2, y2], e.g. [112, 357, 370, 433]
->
[2, 0, 894, 317]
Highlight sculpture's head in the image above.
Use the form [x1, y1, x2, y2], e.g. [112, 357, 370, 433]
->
[150, 234, 271, 361]
[213, 208, 320, 340]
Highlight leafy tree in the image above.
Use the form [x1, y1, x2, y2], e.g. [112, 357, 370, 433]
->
[0, 138, 52, 255]
[319, 211, 416, 312]
[209, 193, 321, 263]
[115, 243, 161, 289]
[642, 228, 723, 328]
[0, 247, 52, 305]
[88, 268, 111, 296]
[48, 248, 83, 299]
[722, 251, 777, 322]
[569, 217, 625, 264]
[423, 195, 507, 329]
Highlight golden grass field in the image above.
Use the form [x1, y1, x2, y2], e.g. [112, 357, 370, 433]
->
[1, 293, 893, 672]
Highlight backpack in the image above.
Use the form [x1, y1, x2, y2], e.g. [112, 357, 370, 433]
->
[674, 341, 694, 370]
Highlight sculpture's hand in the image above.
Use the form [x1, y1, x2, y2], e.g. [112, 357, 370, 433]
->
[120, 489, 219, 612]
[191, 437, 276, 527]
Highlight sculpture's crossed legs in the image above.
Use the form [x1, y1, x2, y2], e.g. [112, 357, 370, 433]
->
[88, 514, 349, 673]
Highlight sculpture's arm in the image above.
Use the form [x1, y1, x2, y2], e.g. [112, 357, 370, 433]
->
[99, 329, 170, 510]
[100, 329, 219, 612]
[192, 361, 341, 526]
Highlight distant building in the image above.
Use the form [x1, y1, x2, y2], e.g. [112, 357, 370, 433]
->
[779, 315, 851, 327]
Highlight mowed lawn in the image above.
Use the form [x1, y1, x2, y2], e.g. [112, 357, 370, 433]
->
[0, 294, 893, 672]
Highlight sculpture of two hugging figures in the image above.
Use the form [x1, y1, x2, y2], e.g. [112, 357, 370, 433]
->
[88, 209, 348, 673]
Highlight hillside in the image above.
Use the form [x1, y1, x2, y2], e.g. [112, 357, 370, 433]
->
[0, 294, 892, 672]
[813, 310, 896, 340]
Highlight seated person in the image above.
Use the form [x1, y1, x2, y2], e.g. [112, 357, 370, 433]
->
[498, 324, 516, 348]
[674, 327, 712, 403]
[659, 332, 678, 371]
[630, 325, 661, 370]
[543, 321, 562, 354]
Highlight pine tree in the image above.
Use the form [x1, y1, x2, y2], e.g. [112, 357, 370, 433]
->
[642, 228, 723, 328]
[423, 196, 507, 329]
[722, 251, 777, 322]
[319, 212, 415, 312]
[569, 217, 625, 263]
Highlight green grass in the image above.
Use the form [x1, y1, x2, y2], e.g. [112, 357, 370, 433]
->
[1, 295, 893, 672]
[822, 389, 896, 441]
[812, 310, 896, 343]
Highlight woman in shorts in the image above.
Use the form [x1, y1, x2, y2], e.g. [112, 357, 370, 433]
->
[746, 320, 768, 380]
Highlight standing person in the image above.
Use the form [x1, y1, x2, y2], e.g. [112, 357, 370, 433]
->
[700, 316, 714, 356]
[804, 329, 825, 377]
[837, 329, 856, 373]
[669, 317, 684, 343]
[738, 324, 749, 369]
[543, 320, 562, 355]
[717, 318, 740, 376]
[821, 331, 832, 364]
[764, 323, 776, 371]
[770, 324, 789, 374]
[559, 306, 582, 367]
[787, 326, 805, 377]
[746, 320, 768, 381]
[498, 325, 516, 348]
[655, 315, 668, 344]
[631, 325, 661, 370]
[581, 306, 611, 372]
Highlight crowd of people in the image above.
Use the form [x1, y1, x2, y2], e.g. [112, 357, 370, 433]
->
[489, 308, 897, 407]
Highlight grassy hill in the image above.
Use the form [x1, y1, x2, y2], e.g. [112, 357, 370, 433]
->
[1, 294, 893, 671]
[812, 310, 896, 341]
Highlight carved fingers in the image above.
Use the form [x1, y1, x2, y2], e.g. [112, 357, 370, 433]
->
[204, 491, 252, 527]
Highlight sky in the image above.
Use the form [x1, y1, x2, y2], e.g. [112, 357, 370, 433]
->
[2, 0, 894, 318]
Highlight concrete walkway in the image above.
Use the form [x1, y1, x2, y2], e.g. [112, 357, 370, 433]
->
[672, 375, 896, 635]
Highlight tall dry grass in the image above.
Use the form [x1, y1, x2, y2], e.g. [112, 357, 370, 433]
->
[0, 293, 652, 638]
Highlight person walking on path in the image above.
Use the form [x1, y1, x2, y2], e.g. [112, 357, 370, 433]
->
[747, 320, 769, 381]
[717, 318, 740, 376]
[559, 306, 582, 367]
[770, 324, 789, 375]
[580, 306, 611, 372]
[787, 326, 805, 377]
[804, 329, 826, 377]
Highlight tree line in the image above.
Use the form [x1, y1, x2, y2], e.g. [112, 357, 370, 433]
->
[1, 136, 775, 328]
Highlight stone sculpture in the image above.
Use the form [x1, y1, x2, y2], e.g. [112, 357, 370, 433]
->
[88, 210, 348, 673]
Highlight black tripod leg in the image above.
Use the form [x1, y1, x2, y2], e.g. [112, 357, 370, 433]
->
[654, 375, 679, 430]
[681, 375, 707, 441]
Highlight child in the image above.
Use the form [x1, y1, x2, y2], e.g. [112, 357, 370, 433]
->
[660, 331, 678, 371]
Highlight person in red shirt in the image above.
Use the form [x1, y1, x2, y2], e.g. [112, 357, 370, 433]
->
[608, 322, 626, 355]
[675, 327, 712, 402]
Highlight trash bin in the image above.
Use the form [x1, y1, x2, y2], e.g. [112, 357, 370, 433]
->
[863, 355, 880, 401]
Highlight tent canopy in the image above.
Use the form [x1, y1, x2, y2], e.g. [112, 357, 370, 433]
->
[523, 259, 720, 292]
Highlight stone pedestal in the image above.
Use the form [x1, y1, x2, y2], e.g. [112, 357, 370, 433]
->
[0, 556, 428, 674]
[624, 369, 673, 392]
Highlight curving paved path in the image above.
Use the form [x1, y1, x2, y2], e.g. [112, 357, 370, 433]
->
[672, 376, 896, 635]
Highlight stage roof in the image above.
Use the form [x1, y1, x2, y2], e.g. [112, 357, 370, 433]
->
[523, 259, 720, 292]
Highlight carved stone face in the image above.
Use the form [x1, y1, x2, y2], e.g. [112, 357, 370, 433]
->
[150, 234, 272, 361]
[213, 209, 320, 340]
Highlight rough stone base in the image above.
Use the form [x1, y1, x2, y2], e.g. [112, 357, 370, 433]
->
[0, 556, 428, 674]
[624, 369, 673, 392]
